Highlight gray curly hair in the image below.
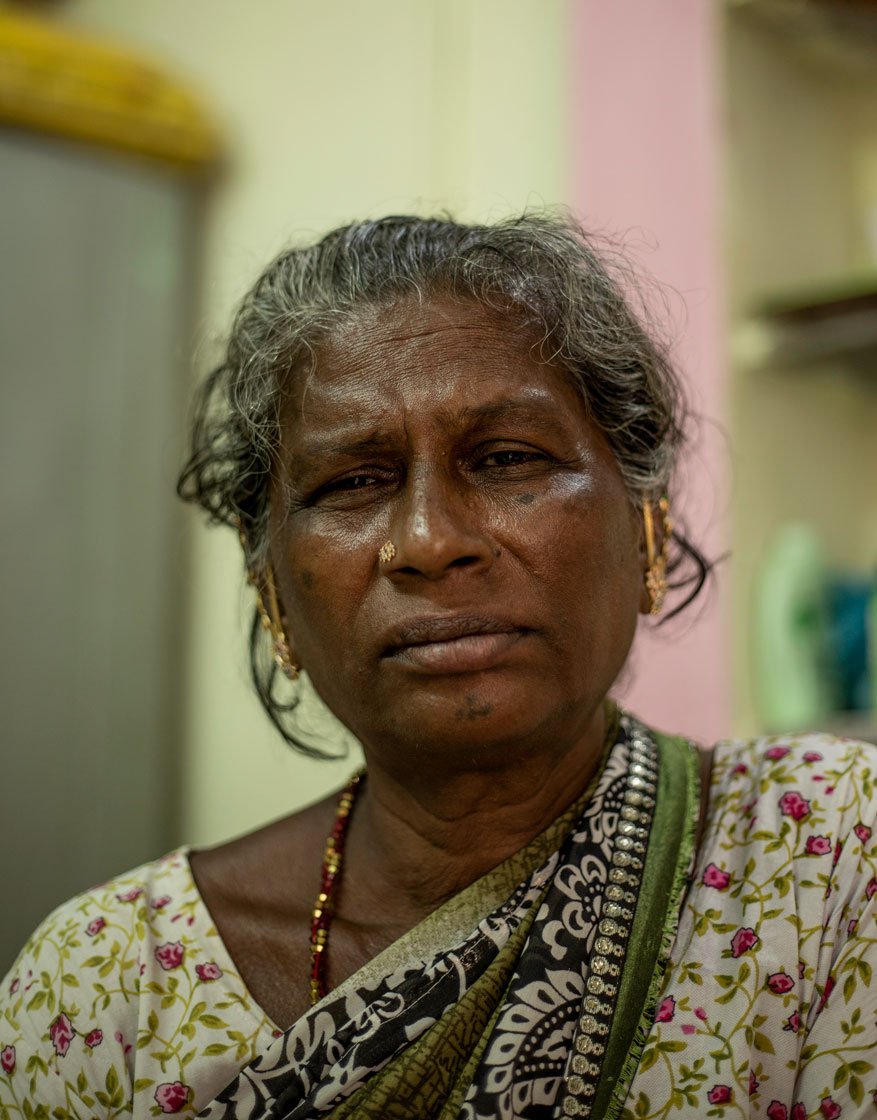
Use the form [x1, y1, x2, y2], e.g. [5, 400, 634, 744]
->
[178, 212, 707, 755]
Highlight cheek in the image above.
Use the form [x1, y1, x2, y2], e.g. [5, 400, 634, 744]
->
[274, 529, 373, 668]
[534, 486, 641, 611]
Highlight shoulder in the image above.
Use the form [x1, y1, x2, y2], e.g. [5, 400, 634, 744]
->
[0, 849, 250, 1112]
[2, 848, 197, 1024]
[702, 732, 877, 918]
[709, 730, 877, 824]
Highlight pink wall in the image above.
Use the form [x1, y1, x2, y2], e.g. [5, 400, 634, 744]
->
[570, 1, 730, 744]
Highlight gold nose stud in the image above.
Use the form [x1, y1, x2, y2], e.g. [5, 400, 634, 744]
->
[378, 540, 396, 564]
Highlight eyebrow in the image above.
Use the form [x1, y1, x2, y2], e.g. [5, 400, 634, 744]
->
[455, 397, 573, 430]
[286, 393, 574, 473]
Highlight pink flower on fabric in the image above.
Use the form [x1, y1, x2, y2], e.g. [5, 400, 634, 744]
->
[819, 976, 835, 1010]
[767, 1103, 788, 1120]
[833, 839, 844, 865]
[655, 996, 675, 1022]
[682, 1024, 695, 1034]
[732, 763, 749, 775]
[49, 1012, 74, 1058]
[151, 895, 172, 910]
[8, 979, 18, 995]
[695, 1006, 707, 1020]
[0, 1046, 15, 1074]
[84, 1029, 102, 1048]
[792, 1105, 807, 1120]
[195, 961, 223, 982]
[867, 878, 877, 900]
[825, 785, 835, 795]
[849, 919, 858, 936]
[708, 1085, 733, 1105]
[765, 746, 791, 760]
[85, 917, 106, 937]
[749, 1070, 759, 1096]
[154, 1081, 191, 1113]
[703, 863, 731, 890]
[767, 972, 795, 994]
[803, 750, 823, 763]
[154, 942, 184, 971]
[805, 835, 832, 855]
[115, 887, 143, 904]
[820, 1098, 841, 1119]
[779, 792, 811, 820]
[854, 824, 872, 845]
[730, 927, 759, 957]
[783, 1009, 800, 1032]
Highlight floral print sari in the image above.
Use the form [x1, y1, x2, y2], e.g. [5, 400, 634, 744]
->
[3, 721, 877, 1118]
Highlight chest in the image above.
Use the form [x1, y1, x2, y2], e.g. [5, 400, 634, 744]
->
[214, 905, 414, 1029]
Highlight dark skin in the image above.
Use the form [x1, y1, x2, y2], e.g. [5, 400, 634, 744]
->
[191, 295, 686, 1029]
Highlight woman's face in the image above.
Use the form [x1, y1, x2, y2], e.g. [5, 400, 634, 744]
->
[269, 295, 647, 767]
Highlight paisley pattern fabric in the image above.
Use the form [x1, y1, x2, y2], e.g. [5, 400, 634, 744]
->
[2, 725, 877, 1119]
[203, 717, 680, 1119]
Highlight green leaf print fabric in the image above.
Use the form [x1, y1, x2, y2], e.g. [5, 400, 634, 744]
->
[2, 732, 877, 1118]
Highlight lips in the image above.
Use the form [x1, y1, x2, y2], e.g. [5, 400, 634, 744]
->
[382, 615, 530, 673]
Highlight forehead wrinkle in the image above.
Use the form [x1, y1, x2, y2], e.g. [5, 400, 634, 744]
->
[374, 318, 507, 346]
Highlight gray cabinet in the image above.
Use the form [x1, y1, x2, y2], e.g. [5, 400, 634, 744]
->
[1, 129, 199, 968]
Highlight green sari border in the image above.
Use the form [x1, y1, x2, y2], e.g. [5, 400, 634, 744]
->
[593, 733, 700, 1120]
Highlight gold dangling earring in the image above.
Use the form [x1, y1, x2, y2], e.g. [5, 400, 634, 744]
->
[643, 496, 672, 616]
[261, 565, 300, 680]
[238, 523, 300, 681]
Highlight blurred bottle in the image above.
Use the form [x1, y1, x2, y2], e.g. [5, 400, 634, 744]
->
[828, 575, 873, 712]
[753, 522, 835, 731]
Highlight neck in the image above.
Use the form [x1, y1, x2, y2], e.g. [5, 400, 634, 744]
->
[341, 703, 613, 924]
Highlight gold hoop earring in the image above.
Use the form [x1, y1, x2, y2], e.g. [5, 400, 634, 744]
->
[643, 497, 672, 616]
[238, 524, 300, 680]
[378, 540, 396, 564]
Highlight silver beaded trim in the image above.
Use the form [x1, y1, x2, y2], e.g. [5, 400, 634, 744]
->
[558, 725, 658, 1118]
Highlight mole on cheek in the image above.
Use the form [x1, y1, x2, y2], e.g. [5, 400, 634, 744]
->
[299, 569, 316, 589]
[515, 493, 536, 505]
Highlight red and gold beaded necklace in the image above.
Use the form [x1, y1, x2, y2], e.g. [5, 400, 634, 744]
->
[309, 771, 364, 1006]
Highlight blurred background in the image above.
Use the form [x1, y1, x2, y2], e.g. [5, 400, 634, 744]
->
[1, 0, 875, 968]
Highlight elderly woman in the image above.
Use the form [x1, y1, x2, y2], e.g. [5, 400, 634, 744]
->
[2, 215, 876, 1119]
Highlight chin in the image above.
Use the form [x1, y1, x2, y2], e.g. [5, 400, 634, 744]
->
[364, 675, 573, 763]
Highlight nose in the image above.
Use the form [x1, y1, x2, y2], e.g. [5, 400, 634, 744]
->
[383, 470, 494, 581]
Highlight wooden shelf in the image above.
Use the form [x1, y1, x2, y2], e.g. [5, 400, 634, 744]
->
[734, 275, 877, 369]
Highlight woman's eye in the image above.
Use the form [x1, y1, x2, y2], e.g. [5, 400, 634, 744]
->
[311, 471, 390, 504]
[332, 474, 377, 491]
[480, 448, 547, 468]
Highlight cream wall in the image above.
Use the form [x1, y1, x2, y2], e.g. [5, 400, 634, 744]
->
[58, 0, 568, 845]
